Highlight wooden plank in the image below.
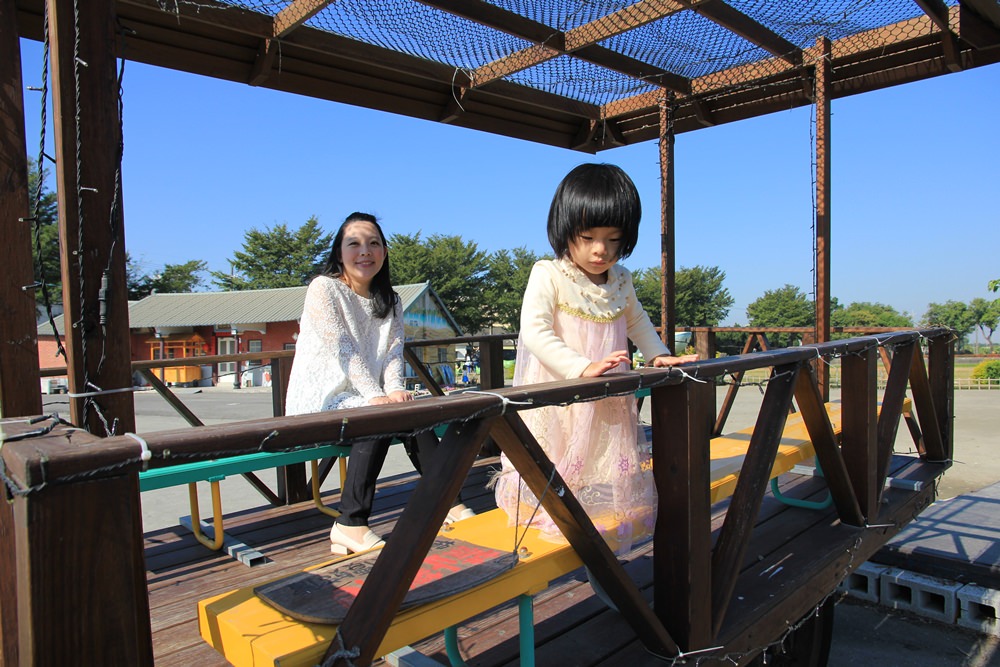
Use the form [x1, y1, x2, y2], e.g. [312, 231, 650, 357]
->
[909, 344, 946, 461]
[927, 333, 954, 460]
[710, 362, 798, 636]
[813, 37, 832, 396]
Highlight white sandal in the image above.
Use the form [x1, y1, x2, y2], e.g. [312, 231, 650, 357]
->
[329, 523, 385, 555]
[444, 504, 476, 525]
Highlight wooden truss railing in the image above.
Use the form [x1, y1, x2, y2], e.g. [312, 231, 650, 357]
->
[3, 328, 954, 664]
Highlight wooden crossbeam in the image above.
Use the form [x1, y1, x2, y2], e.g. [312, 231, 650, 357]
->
[324, 417, 495, 666]
[793, 367, 864, 527]
[430, 0, 693, 92]
[711, 362, 799, 636]
[274, 0, 331, 38]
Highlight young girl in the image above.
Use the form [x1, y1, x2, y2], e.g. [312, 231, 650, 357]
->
[492, 163, 697, 552]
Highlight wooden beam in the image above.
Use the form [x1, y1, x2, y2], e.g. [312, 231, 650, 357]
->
[916, 0, 953, 32]
[248, 38, 277, 86]
[687, 0, 802, 65]
[958, 1, 1000, 49]
[273, 0, 332, 38]
[574, 44, 691, 94]
[48, 0, 135, 433]
[960, 0, 1000, 28]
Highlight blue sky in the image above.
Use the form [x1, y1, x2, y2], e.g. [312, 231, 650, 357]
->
[18, 38, 999, 325]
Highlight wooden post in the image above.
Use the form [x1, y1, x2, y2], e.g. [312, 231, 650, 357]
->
[841, 346, 879, 520]
[651, 379, 714, 649]
[4, 427, 152, 664]
[478, 337, 504, 390]
[658, 91, 676, 350]
[48, 0, 135, 433]
[1, 3, 41, 661]
[0, 0, 44, 421]
[813, 37, 832, 399]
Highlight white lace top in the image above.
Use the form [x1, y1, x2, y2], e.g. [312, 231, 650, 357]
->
[285, 275, 406, 415]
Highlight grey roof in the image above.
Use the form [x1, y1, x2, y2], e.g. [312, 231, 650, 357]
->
[38, 282, 456, 335]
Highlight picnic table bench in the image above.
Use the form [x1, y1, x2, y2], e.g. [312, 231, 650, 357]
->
[199, 397, 912, 666]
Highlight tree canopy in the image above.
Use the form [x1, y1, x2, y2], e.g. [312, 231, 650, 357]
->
[27, 158, 61, 307]
[128, 257, 208, 300]
[746, 284, 814, 347]
[483, 247, 544, 333]
[388, 232, 491, 335]
[830, 301, 913, 329]
[633, 265, 733, 328]
[212, 217, 332, 290]
[968, 297, 1000, 352]
[922, 300, 977, 342]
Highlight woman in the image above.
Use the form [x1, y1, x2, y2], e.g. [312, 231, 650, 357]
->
[285, 212, 471, 554]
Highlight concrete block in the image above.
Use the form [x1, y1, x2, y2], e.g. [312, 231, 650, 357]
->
[837, 561, 888, 603]
[957, 584, 1000, 637]
[880, 568, 963, 623]
[385, 646, 445, 666]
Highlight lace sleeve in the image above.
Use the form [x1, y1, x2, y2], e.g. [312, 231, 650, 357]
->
[382, 301, 406, 394]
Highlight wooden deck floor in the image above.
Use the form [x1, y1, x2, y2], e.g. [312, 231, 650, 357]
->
[146, 454, 943, 666]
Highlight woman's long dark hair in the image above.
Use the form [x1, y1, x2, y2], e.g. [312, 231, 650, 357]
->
[321, 212, 399, 319]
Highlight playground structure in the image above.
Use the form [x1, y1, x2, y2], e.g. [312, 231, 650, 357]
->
[3, 1, 997, 664]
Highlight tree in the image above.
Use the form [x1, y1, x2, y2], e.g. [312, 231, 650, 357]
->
[27, 157, 62, 307]
[830, 301, 913, 329]
[968, 297, 1000, 353]
[127, 256, 208, 300]
[388, 232, 490, 334]
[746, 284, 814, 347]
[632, 265, 733, 328]
[211, 216, 333, 290]
[990, 279, 999, 293]
[922, 300, 977, 350]
[484, 247, 543, 332]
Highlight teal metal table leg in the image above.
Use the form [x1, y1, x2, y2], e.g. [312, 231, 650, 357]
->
[518, 594, 535, 667]
[444, 626, 467, 666]
[771, 457, 833, 510]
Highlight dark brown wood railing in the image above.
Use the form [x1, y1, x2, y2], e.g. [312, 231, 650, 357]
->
[6, 328, 954, 665]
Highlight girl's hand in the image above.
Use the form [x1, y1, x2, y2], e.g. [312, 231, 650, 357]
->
[581, 350, 631, 377]
[387, 390, 413, 403]
[649, 353, 699, 367]
[368, 396, 393, 406]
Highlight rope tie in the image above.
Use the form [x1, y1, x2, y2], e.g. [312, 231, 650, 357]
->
[124, 432, 152, 469]
[463, 390, 532, 415]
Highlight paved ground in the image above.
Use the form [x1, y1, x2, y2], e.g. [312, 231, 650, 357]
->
[38, 384, 1000, 666]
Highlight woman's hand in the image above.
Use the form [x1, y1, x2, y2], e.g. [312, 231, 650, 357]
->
[649, 353, 699, 367]
[581, 349, 631, 377]
[387, 390, 413, 403]
[368, 390, 414, 406]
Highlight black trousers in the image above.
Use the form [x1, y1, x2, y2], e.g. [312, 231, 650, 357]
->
[336, 430, 464, 526]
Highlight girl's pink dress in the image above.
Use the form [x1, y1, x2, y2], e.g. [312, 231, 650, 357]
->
[492, 261, 661, 553]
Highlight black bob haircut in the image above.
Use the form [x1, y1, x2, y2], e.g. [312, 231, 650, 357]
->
[321, 212, 399, 319]
[547, 163, 641, 261]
